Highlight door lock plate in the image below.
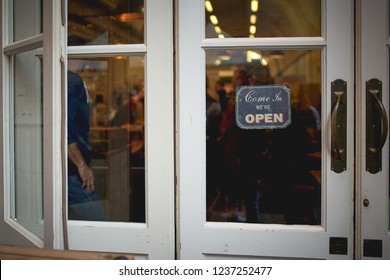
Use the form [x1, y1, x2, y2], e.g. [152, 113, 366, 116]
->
[363, 239, 383, 258]
[329, 237, 348, 255]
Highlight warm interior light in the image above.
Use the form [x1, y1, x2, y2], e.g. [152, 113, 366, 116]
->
[218, 70, 234, 77]
[249, 34, 255, 38]
[218, 55, 230, 60]
[210, 15, 219, 25]
[205, 1, 213, 13]
[218, 34, 225, 39]
[214, 26, 222, 33]
[116, 12, 144, 22]
[247, 50, 261, 61]
[246, 51, 268, 65]
[250, 15, 257, 25]
[251, 0, 259, 12]
[114, 0, 144, 22]
[249, 25, 256, 34]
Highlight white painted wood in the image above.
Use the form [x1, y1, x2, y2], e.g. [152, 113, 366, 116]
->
[42, 0, 65, 250]
[3, 34, 43, 55]
[67, 44, 147, 57]
[358, 0, 390, 259]
[202, 37, 326, 49]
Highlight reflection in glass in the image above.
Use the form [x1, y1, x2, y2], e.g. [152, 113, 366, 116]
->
[68, 56, 145, 222]
[206, 49, 322, 225]
[12, 0, 42, 42]
[68, 0, 144, 46]
[205, 0, 321, 38]
[12, 49, 43, 238]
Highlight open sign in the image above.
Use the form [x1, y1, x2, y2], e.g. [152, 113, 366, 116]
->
[235, 85, 291, 129]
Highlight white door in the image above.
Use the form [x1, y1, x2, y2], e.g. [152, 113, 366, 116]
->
[65, 0, 174, 259]
[358, 0, 390, 259]
[178, 0, 356, 259]
[0, 0, 64, 248]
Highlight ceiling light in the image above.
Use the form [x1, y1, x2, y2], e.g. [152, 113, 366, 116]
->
[249, 25, 256, 34]
[247, 50, 261, 61]
[205, 1, 213, 13]
[210, 15, 219, 25]
[250, 15, 257, 25]
[117, 12, 143, 22]
[218, 55, 230, 60]
[251, 0, 259, 12]
[218, 34, 225, 39]
[214, 26, 222, 33]
[114, 0, 144, 22]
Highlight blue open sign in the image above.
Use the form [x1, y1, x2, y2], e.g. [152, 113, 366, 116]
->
[236, 85, 291, 129]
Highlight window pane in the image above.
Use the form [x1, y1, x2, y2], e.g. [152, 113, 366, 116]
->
[12, 49, 43, 238]
[205, 0, 321, 38]
[206, 49, 322, 225]
[68, 0, 144, 46]
[12, 0, 42, 42]
[68, 56, 145, 222]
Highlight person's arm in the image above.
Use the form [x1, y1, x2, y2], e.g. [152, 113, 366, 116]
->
[68, 142, 95, 192]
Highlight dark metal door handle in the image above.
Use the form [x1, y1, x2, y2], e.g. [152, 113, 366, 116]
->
[331, 79, 347, 173]
[366, 78, 388, 173]
[331, 91, 344, 159]
[368, 89, 388, 154]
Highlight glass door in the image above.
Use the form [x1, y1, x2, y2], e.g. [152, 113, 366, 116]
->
[0, 0, 64, 248]
[178, 0, 355, 259]
[66, 0, 175, 259]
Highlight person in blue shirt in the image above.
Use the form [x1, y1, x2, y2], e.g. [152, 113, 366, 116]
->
[67, 70, 106, 221]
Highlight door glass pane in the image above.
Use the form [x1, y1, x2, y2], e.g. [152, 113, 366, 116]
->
[68, 56, 145, 222]
[12, 0, 42, 42]
[12, 49, 44, 238]
[68, 0, 144, 46]
[206, 49, 322, 225]
[205, 0, 321, 38]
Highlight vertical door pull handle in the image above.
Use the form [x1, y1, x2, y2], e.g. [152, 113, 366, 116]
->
[331, 91, 344, 159]
[368, 89, 388, 154]
[366, 79, 388, 173]
[331, 79, 347, 173]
